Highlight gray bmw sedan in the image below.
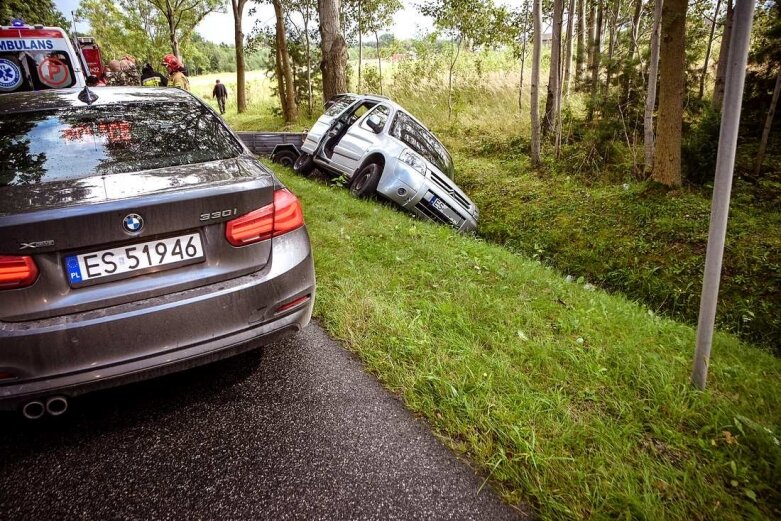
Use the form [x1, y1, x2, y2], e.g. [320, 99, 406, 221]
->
[0, 87, 315, 418]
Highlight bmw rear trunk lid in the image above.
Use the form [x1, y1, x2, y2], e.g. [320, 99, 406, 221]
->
[0, 91, 277, 322]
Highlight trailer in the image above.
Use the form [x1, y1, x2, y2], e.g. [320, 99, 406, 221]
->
[236, 131, 306, 167]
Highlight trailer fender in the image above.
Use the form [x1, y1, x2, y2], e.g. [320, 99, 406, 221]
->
[271, 144, 302, 167]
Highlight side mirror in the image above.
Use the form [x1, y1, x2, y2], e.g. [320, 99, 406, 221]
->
[366, 114, 384, 133]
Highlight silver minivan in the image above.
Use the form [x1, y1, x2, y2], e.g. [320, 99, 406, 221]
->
[294, 94, 478, 232]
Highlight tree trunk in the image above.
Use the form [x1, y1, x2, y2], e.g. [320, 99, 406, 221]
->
[622, 0, 642, 104]
[587, 0, 596, 72]
[531, 0, 542, 166]
[544, 0, 564, 134]
[304, 14, 313, 115]
[375, 31, 383, 95]
[274, 0, 298, 123]
[576, 0, 585, 83]
[652, 0, 687, 187]
[604, 0, 619, 94]
[231, 0, 247, 113]
[712, 0, 733, 110]
[318, 0, 347, 103]
[519, 31, 528, 111]
[587, 0, 603, 120]
[563, 0, 575, 98]
[754, 69, 781, 176]
[358, 0, 362, 92]
[699, 0, 722, 99]
[447, 38, 462, 120]
[644, 0, 663, 175]
[165, 1, 180, 59]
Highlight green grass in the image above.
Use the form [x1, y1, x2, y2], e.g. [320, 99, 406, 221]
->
[447, 149, 781, 350]
[269, 164, 781, 520]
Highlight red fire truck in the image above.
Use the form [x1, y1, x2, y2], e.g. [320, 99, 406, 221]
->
[0, 19, 105, 93]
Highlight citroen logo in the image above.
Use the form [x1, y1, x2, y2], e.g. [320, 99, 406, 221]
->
[123, 213, 144, 233]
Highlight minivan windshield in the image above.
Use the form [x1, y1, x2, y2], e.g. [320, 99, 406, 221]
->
[0, 101, 244, 187]
[390, 111, 454, 178]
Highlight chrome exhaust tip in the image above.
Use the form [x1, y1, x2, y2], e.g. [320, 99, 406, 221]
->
[45, 396, 68, 417]
[21, 401, 45, 420]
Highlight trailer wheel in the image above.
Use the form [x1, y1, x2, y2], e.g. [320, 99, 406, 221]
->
[294, 152, 315, 176]
[273, 149, 299, 168]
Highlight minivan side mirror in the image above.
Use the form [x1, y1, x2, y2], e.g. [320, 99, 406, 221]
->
[366, 114, 384, 133]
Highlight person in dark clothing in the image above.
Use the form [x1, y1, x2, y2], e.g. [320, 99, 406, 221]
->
[140, 63, 168, 87]
[212, 79, 228, 114]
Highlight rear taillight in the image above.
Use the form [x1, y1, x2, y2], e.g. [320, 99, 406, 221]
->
[0, 256, 39, 290]
[225, 189, 305, 247]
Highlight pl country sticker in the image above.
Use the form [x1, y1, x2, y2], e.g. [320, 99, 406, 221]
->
[37, 57, 71, 88]
[0, 58, 22, 91]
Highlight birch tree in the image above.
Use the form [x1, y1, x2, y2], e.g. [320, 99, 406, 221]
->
[544, 0, 564, 134]
[644, 0, 663, 174]
[531, 0, 542, 166]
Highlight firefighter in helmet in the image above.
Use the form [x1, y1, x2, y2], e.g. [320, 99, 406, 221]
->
[162, 54, 190, 91]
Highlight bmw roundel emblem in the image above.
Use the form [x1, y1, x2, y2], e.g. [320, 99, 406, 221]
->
[123, 213, 144, 233]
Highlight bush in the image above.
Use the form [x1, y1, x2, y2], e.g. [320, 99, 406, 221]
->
[683, 107, 721, 185]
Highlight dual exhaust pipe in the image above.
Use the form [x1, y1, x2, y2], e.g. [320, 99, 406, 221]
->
[21, 396, 68, 420]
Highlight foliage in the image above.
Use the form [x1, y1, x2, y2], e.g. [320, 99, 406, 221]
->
[76, 0, 262, 74]
[266, 163, 781, 520]
[256, 25, 321, 118]
[144, 0, 223, 55]
[1, 0, 66, 26]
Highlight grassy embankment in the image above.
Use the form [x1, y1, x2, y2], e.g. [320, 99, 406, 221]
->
[269, 164, 780, 519]
[189, 66, 780, 517]
[192, 67, 780, 349]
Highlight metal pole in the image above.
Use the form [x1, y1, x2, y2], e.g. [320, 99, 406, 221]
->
[691, 0, 755, 390]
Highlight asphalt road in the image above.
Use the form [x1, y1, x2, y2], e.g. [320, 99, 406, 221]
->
[0, 323, 523, 521]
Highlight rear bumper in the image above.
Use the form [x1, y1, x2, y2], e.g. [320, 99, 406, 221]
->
[0, 227, 315, 411]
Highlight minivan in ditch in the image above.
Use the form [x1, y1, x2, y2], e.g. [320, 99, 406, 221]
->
[294, 94, 478, 232]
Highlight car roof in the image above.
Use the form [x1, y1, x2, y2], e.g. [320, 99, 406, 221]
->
[0, 87, 195, 115]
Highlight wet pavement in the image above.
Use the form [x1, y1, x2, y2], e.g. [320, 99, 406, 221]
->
[0, 323, 523, 520]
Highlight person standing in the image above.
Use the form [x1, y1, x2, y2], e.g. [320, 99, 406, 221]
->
[212, 79, 228, 114]
[140, 63, 168, 87]
[162, 54, 190, 91]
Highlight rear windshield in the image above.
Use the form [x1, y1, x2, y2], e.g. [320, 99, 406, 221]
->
[0, 51, 77, 92]
[0, 101, 244, 187]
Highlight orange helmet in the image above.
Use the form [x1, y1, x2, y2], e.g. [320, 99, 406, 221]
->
[162, 54, 182, 73]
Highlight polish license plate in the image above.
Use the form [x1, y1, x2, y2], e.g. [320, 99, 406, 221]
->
[428, 195, 463, 227]
[64, 233, 204, 286]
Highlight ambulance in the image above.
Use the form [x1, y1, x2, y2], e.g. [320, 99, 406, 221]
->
[0, 19, 94, 93]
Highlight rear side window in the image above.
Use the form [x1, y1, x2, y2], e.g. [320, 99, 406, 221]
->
[323, 95, 357, 117]
[361, 104, 390, 132]
[0, 101, 244, 186]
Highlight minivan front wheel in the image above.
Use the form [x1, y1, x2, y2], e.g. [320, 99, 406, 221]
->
[294, 152, 315, 176]
[350, 163, 381, 199]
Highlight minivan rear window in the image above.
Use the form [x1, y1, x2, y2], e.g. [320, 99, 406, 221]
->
[0, 101, 244, 187]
